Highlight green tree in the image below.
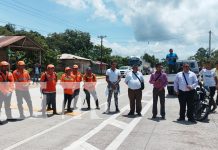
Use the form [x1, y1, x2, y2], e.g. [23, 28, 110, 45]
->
[46, 29, 93, 58]
[142, 53, 159, 67]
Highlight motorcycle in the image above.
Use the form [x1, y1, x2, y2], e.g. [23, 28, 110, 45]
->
[193, 82, 211, 121]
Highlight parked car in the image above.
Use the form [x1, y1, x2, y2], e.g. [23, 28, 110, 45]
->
[118, 66, 131, 78]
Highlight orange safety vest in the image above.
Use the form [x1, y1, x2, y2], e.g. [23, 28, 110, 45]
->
[72, 71, 83, 89]
[60, 73, 75, 95]
[83, 73, 97, 91]
[40, 72, 57, 93]
[0, 71, 14, 95]
[13, 69, 30, 91]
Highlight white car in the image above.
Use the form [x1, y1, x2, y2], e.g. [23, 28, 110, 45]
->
[118, 66, 131, 78]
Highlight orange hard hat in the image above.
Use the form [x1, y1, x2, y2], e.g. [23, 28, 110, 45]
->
[73, 64, 78, 69]
[47, 64, 55, 69]
[0, 61, 9, 66]
[65, 67, 71, 71]
[17, 61, 25, 66]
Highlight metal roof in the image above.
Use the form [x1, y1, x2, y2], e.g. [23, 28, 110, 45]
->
[0, 36, 43, 50]
[59, 53, 91, 61]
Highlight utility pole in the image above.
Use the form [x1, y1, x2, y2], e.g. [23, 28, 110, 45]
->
[209, 30, 212, 58]
[98, 35, 106, 75]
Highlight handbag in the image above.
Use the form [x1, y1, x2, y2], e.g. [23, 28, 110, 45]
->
[133, 71, 144, 90]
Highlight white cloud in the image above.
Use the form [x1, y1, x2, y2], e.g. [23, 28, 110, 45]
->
[54, 0, 117, 22]
[91, 0, 117, 22]
[113, 0, 218, 43]
[54, 0, 88, 10]
[55, 0, 218, 59]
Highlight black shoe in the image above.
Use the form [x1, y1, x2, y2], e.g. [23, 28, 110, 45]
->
[188, 119, 197, 123]
[87, 107, 91, 110]
[177, 118, 185, 121]
[152, 115, 156, 119]
[47, 107, 52, 111]
[138, 113, 142, 116]
[116, 108, 120, 113]
[67, 109, 73, 113]
[162, 116, 165, 120]
[53, 112, 60, 115]
[128, 112, 134, 115]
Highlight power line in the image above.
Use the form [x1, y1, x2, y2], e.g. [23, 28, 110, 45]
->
[0, 19, 49, 34]
[0, 0, 76, 30]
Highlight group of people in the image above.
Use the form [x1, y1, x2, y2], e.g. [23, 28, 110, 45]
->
[149, 60, 218, 123]
[0, 61, 101, 121]
[1, 58, 218, 125]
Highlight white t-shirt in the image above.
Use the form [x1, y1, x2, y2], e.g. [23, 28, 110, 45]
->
[125, 71, 144, 90]
[106, 68, 121, 82]
[199, 69, 216, 87]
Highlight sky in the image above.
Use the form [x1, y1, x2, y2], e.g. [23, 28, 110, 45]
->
[0, 0, 218, 60]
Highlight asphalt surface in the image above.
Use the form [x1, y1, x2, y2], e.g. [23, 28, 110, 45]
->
[0, 76, 218, 150]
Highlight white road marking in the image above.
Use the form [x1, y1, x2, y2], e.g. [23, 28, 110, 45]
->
[110, 119, 128, 130]
[63, 105, 130, 150]
[3, 92, 129, 150]
[81, 142, 99, 150]
[63, 96, 153, 150]
[105, 100, 153, 150]
[3, 102, 107, 150]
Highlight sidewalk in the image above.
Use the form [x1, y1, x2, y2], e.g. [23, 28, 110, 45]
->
[118, 95, 218, 150]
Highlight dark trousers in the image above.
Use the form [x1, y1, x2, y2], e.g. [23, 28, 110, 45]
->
[128, 88, 142, 114]
[152, 88, 165, 117]
[42, 92, 56, 115]
[0, 92, 12, 119]
[208, 86, 217, 110]
[178, 90, 195, 120]
[72, 89, 80, 98]
[63, 94, 73, 110]
[168, 64, 176, 74]
[33, 74, 39, 83]
[15, 90, 33, 117]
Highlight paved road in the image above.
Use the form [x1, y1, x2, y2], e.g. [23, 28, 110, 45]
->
[0, 76, 218, 150]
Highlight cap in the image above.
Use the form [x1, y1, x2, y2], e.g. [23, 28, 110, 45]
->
[47, 64, 55, 69]
[0, 61, 9, 66]
[65, 67, 71, 71]
[17, 61, 25, 66]
[73, 64, 78, 69]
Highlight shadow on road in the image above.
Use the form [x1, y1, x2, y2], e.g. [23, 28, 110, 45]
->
[147, 117, 166, 122]
[172, 120, 197, 125]
[122, 114, 142, 118]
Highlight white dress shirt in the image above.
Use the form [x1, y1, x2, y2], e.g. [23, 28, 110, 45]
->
[174, 71, 198, 92]
[125, 71, 144, 90]
[106, 68, 121, 82]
